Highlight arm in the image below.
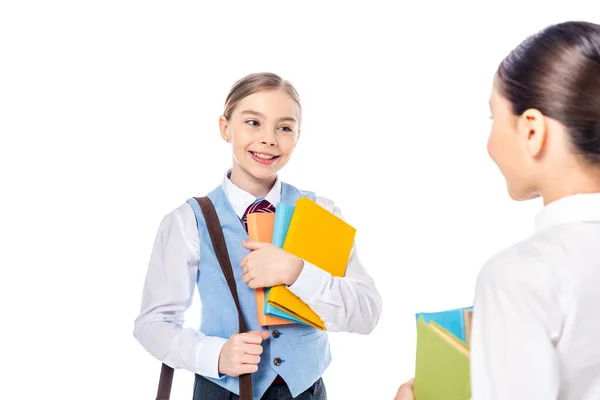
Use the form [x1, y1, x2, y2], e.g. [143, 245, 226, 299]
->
[469, 248, 562, 400]
[133, 204, 226, 379]
[287, 196, 382, 334]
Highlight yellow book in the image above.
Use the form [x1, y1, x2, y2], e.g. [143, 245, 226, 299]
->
[266, 197, 356, 330]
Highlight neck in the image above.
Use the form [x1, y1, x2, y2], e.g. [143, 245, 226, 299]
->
[229, 163, 276, 198]
[541, 164, 600, 205]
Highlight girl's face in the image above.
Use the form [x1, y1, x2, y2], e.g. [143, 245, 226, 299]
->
[220, 89, 300, 182]
[487, 84, 543, 201]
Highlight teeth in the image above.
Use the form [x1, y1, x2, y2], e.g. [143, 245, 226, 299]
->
[252, 152, 275, 160]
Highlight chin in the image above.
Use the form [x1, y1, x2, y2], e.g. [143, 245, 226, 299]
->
[507, 185, 540, 201]
[251, 171, 277, 182]
[244, 165, 279, 181]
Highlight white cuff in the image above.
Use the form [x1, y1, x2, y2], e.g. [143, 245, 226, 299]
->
[287, 260, 330, 304]
[194, 336, 228, 379]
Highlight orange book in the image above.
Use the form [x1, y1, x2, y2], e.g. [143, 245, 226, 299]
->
[246, 212, 295, 326]
[464, 309, 473, 345]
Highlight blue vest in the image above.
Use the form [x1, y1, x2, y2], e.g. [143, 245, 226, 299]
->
[186, 182, 331, 400]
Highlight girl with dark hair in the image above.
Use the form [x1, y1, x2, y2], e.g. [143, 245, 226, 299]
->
[396, 20, 600, 400]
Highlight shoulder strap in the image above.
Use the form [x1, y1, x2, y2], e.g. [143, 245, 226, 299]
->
[195, 197, 253, 400]
[196, 196, 249, 333]
[155, 363, 173, 400]
[154, 197, 252, 400]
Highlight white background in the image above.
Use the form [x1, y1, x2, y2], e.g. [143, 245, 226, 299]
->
[1, 1, 598, 399]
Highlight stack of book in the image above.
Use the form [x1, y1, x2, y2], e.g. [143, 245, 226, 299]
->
[246, 197, 356, 330]
[413, 306, 473, 400]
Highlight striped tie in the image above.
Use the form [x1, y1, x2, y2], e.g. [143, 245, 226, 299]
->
[241, 198, 276, 232]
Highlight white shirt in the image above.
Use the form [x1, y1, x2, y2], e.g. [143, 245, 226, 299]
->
[133, 173, 382, 379]
[470, 193, 600, 400]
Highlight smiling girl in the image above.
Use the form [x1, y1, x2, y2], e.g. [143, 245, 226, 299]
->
[134, 72, 382, 400]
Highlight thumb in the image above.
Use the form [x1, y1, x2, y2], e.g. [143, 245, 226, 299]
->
[260, 330, 270, 340]
[244, 330, 270, 343]
[242, 240, 269, 250]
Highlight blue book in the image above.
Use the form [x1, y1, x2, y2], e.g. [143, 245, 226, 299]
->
[264, 203, 309, 326]
[271, 203, 295, 248]
[415, 306, 473, 344]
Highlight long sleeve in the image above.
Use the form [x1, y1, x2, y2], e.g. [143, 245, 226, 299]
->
[133, 203, 226, 379]
[469, 245, 563, 400]
[287, 196, 382, 334]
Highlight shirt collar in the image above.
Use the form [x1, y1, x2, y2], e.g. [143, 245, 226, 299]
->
[534, 193, 600, 233]
[221, 170, 282, 219]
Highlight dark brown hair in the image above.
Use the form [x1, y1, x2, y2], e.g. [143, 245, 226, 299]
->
[496, 21, 600, 164]
[223, 72, 301, 122]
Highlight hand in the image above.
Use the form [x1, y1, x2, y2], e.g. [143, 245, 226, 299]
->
[240, 241, 304, 288]
[218, 330, 270, 376]
[394, 378, 415, 400]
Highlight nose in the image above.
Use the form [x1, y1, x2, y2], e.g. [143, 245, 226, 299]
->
[260, 128, 277, 146]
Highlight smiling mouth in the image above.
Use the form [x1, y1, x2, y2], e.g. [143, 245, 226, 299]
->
[249, 151, 280, 162]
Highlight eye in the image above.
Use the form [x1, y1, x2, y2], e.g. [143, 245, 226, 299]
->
[279, 126, 292, 132]
[246, 120, 260, 127]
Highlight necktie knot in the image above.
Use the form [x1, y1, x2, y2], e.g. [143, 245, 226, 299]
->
[242, 198, 276, 232]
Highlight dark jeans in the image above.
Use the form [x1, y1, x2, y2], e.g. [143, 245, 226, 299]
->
[193, 375, 327, 400]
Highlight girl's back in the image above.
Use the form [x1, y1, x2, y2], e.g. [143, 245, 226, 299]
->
[471, 193, 600, 399]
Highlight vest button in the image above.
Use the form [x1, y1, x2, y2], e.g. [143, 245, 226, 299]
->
[273, 357, 282, 366]
[272, 330, 280, 338]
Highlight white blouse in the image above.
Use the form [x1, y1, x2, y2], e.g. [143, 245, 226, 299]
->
[470, 193, 600, 400]
[133, 173, 382, 378]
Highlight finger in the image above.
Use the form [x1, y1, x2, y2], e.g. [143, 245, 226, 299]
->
[247, 278, 258, 289]
[241, 265, 248, 275]
[240, 255, 247, 267]
[236, 363, 259, 375]
[242, 273, 253, 285]
[242, 240, 269, 251]
[259, 330, 270, 340]
[242, 331, 267, 344]
[243, 343, 264, 356]
[241, 354, 261, 365]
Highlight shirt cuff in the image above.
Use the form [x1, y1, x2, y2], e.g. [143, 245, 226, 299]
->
[195, 336, 228, 379]
[287, 260, 331, 303]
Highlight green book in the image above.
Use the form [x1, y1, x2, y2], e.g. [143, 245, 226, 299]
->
[414, 316, 471, 400]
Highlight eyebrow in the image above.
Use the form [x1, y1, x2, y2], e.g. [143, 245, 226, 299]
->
[240, 110, 298, 124]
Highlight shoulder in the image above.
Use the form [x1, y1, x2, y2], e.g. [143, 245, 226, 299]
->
[475, 233, 566, 337]
[281, 182, 342, 216]
[314, 195, 337, 214]
[173, 200, 197, 225]
[156, 200, 199, 240]
[476, 235, 558, 296]
[309, 192, 341, 217]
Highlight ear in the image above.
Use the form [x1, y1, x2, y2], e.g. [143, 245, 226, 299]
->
[518, 108, 547, 158]
[219, 115, 231, 143]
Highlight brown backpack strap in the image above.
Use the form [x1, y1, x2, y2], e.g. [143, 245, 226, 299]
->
[155, 196, 253, 400]
[196, 197, 249, 333]
[155, 363, 174, 400]
[195, 197, 253, 399]
[195, 197, 252, 400]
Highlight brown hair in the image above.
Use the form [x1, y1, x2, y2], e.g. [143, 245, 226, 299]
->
[496, 21, 600, 164]
[223, 72, 302, 122]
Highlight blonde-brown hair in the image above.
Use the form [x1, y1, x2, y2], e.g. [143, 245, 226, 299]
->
[223, 72, 302, 123]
